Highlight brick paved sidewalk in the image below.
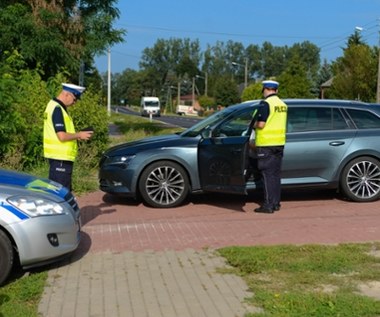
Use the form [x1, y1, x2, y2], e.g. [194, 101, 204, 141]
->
[38, 249, 259, 317]
[38, 190, 380, 317]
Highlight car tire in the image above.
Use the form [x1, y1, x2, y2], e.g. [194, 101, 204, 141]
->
[340, 156, 380, 202]
[0, 230, 14, 286]
[139, 161, 190, 208]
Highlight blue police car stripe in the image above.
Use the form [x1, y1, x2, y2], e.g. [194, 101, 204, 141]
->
[2, 204, 29, 220]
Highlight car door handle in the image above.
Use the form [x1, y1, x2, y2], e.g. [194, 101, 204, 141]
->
[329, 141, 345, 146]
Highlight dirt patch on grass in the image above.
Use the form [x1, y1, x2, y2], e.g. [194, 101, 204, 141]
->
[357, 281, 380, 300]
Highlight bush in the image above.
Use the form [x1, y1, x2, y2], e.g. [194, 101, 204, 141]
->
[70, 90, 109, 168]
[0, 53, 109, 171]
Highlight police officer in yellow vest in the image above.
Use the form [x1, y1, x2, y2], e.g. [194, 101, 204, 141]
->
[43, 83, 93, 191]
[252, 80, 287, 213]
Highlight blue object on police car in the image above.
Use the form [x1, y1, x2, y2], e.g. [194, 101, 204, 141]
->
[0, 168, 81, 285]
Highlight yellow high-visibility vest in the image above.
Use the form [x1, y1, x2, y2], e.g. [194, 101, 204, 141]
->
[255, 95, 287, 146]
[43, 100, 77, 161]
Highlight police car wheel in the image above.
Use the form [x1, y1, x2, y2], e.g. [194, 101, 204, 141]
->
[0, 230, 14, 286]
[139, 161, 189, 208]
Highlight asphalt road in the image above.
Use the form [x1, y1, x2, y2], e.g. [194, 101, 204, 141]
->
[115, 106, 202, 128]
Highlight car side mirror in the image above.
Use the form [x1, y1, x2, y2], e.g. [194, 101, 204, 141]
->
[201, 128, 212, 139]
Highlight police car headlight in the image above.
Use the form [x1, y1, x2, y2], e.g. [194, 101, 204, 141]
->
[7, 196, 67, 217]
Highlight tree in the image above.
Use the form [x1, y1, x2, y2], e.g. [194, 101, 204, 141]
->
[140, 38, 201, 95]
[0, 1, 125, 81]
[111, 68, 145, 106]
[347, 29, 366, 47]
[260, 42, 288, 78]
[214, 76, 240, 106]
[246, 44, 262, 80]
[277, 55, 313, 98]
[317, 59, 333, 98]
[330, 44, 377, 101]
[241, 82, 262, 101]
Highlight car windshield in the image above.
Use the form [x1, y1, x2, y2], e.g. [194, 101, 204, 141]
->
[180, 102, 255, 137]
[145, 101, 159, 106]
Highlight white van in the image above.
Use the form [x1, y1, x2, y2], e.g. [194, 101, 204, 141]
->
[140, 97, 161, 117]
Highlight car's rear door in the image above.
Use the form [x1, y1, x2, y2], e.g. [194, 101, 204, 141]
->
[198, 107, 255, 194]
[282, 106, 356, 185]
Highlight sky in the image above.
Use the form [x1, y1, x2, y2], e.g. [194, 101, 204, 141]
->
[95, 0, 380, 74]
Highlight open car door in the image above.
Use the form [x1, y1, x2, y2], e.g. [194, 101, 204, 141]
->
[198, 107, 255, 194]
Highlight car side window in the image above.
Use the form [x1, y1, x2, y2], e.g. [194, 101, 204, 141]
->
[214, 108, 255, 137]
[345, 109, 380, 129]
[287, 107, 348, 132]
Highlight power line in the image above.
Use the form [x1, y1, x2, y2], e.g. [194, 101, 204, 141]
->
[319, 21, 378, 54]
[107, 20, 380, 66]
[117, 23, 334, 41]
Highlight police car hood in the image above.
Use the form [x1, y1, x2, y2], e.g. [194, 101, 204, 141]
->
[0, 168, 69, 198]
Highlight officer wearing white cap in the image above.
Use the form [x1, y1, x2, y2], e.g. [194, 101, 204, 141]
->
[43, 83, 93, 191]
[251, 80, 287, 213]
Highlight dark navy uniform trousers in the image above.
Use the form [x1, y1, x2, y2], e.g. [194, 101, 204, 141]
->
[255, 146, 284, 209]
[48, 159, 74, 191]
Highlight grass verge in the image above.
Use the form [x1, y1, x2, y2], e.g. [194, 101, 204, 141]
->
[218, 243, 380, 317]
[0, 271, 47, 316]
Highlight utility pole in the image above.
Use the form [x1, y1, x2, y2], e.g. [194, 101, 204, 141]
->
[196, 73, 208, 96]
[192, 77, 195, 106]
[244, 58, 248, 89]
[205, 72, 208, 96]
[232, 59, 249, 88]
[177, 80, 181, 109]
[107, 47, 111, 115]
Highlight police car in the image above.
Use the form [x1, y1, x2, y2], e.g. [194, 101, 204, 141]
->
[0, 168, 81, 285]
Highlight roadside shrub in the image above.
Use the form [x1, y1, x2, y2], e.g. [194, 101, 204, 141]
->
[198, 95, 215, 109]
[0, 53, 109, 171]
[0, 51, 46, 169]
[70, 90, 109, 168]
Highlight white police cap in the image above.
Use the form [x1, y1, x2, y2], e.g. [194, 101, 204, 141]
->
[262, 80, 279, 89]
[62, 83, 86, 99]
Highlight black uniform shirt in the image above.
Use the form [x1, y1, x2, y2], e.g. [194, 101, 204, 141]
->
[51, 98, 68, 133]
[254, 93, 277, 123]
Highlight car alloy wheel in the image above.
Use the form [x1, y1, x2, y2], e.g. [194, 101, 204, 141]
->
[340, 156, 380, 202]
[139, 161, 189, 208]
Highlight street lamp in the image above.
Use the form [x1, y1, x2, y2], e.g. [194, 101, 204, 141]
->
[107, 47, 111, 116]
[231, 58, 248, 88]
[195, 73, 208, 96]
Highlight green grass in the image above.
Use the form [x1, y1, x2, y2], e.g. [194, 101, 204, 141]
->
[218, 243, 380, 317]
[0, 271, 47, 316]
[109, 112, 183, 145]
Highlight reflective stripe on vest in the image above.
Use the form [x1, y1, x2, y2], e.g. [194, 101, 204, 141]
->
[255, 95, 287, 146]
[43, 100, 77, 161]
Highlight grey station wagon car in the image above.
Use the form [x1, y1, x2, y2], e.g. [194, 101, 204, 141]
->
[99, 99, 380, 208]
[0, 168, 81, 285]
